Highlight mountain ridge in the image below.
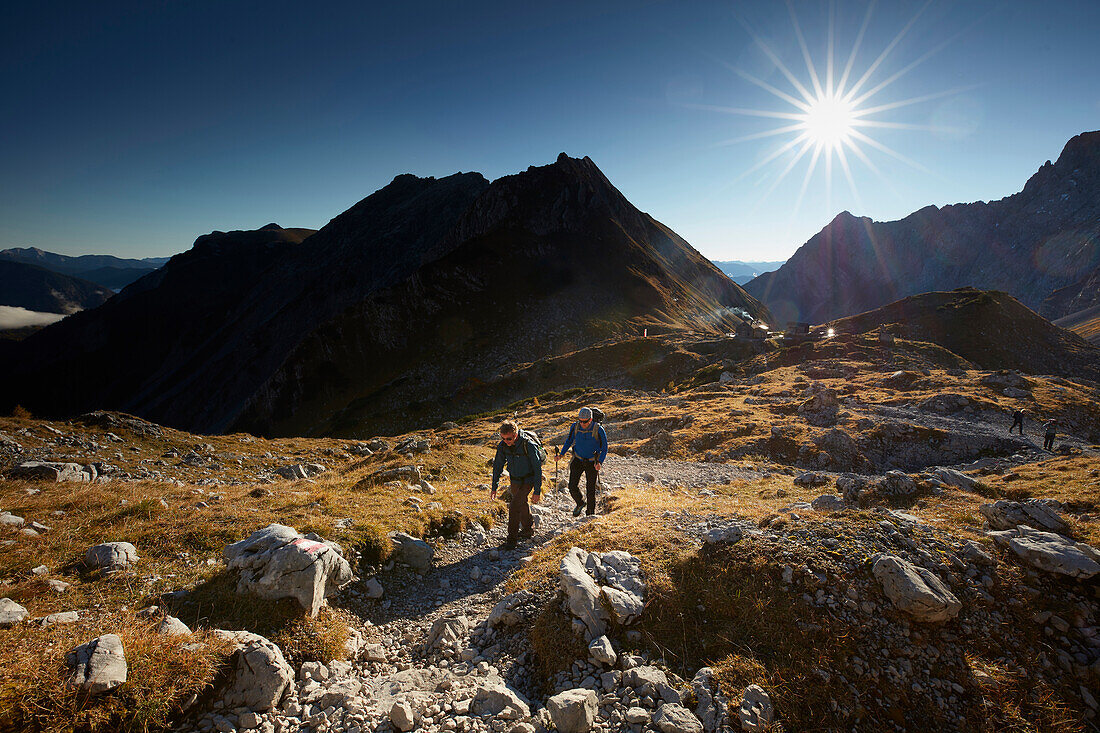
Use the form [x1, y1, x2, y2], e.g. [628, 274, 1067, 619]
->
[2, 155, 767, 437]
[745, 130, 1100, 324]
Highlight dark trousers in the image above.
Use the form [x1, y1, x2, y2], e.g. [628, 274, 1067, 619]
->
[1044, 433, 1056, 450]
[507, 477, 534, 541]
[1010, 417, 1024, 434]
[568, 456, 598, 515]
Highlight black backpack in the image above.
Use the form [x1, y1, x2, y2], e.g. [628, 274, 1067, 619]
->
[590, 406, 605, 424]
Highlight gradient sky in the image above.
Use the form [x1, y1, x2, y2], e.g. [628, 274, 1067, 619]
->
[2, 1, 1097, 261]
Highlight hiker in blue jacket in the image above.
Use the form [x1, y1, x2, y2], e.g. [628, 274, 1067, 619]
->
[491, 420, 544, 549]
[558, 407, 608, 517]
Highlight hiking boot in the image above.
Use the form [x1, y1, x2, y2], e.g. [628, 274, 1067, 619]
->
[502, 538, 517, 550]
[573, 503, 584, 517]
[518, 528, 534, 540]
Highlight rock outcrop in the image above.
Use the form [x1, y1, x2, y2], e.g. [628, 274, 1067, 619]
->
[872, 555, 962, 622]
[988, 526, 1100, 579]
[213, 630, 294, 712]
[66, 634, 127, 695]
[224, 524, 353, 616]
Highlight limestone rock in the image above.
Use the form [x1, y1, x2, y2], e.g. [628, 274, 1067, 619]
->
[738, 684, 774, 732]
[472, 680, 530, 719]
[86, 542, 139, 571]
[67, 634, 127, 695]
[364, 577, 384, 598]
[156, 615, 192, 637]
[0, 597, 28, 626]
[213, 630, 293, 711]
[390, 700, 416, 732]
[547, 688, 598, 733]
[425, 615, 468, 650]
[933, 468, 980, 492]
[876, 471, 918, 496]
[274, 463, 326, 480]
[0, 512, 24, 527]
[703, 524, 743, 545]
[794, 471, 830, 487]
[560, 547, 610, 640]
[32, 611, 79, 627]
[810, 494, 846, 512]
[390, 532, 434, 569]
[588, 635, 617, 666]
[836, 473, 869, 503]
[980, 500, 1068, 534]
[224, 524, 353, 616]
[692, 667, 729, 732]
[624, 665, 669, 689]
[988, 526, 1100, 579]
[487, 590, 536, 628]
[872, 555, 962, 622]
[11, 461, 95, 482]
[653, 703, 704, 733]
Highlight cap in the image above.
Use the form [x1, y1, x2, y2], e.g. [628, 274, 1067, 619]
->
[578, 407, 592, 420]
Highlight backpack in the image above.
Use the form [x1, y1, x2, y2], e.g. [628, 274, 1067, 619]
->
[519, 429, 548, 463]
[589, 406, 605, 424]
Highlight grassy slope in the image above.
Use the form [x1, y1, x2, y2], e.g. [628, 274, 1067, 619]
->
[2, 333, 1099, 730]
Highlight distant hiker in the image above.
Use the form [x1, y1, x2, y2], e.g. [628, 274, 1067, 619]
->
[1010, 410, 1024, 435]
[1043, 419, 1058, 451]
[558, 407, 608, 517]
[490, 420, 545, 549]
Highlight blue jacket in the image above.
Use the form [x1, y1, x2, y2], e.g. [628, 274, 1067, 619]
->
[560, 422, 608, 462]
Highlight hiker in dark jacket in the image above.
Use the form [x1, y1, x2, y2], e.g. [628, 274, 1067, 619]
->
[1010, 410, 1024, 435]
[490, 420, 544, 549]
[558, 407, 608, 517]
[1043, 419, 1057, 451]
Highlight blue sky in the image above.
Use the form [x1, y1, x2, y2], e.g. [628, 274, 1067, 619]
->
[1, 1, 1097, 261]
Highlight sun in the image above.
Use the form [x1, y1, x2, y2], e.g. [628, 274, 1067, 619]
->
[802, 94, 857, 149]
[693, 1, 963, 214]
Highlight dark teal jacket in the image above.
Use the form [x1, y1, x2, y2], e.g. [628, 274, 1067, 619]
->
[491, 433, 544, 491]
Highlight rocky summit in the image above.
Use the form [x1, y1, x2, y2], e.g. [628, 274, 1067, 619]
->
[1, 155, 766, 438]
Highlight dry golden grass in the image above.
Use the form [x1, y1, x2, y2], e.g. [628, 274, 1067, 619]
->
[0, 416, 514, 732]
[0, 613, 232, 733]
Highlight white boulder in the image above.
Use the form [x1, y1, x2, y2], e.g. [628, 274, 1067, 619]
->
[86, 542, 139, 571]
[872, 555, 961, 622]
[67, 634, 127, 695]
[0, 597, 28, 626]
[224, 524, 353, 616]
[980, 500, 1068, 534]
[213, 630, 293, 711]
[738, 684, 774, 732]
[988, 526, 1100, 579]
[653, 703, 704, 733]
[547, 688, 598, 733]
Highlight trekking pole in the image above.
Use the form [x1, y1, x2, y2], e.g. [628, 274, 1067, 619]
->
[554, 447, 560, 492]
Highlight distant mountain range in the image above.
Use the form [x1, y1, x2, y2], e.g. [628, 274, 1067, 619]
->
[711, 260, 785, 284]
[746, 130, 1100, 326]
[0, 247, 170, 291]
[1, 155, 767, 436]
[0, 260, 113, 315]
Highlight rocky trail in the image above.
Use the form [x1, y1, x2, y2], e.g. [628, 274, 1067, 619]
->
[185, 458, 759, 733]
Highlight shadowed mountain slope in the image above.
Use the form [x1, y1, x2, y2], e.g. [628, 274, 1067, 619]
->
[827, 288, 1100, 383]
[746, 131, 1100, 324]
[2, 155, 767, 437]
[0, 260, 113, 314]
